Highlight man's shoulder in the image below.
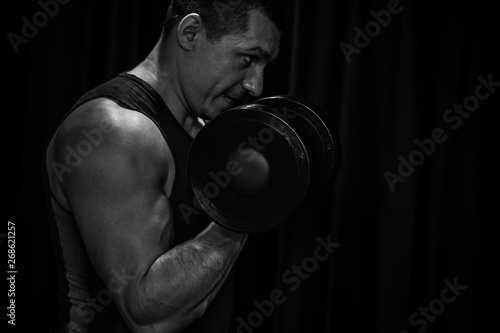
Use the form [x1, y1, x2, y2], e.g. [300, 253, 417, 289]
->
[46, 99, 174, 210]
[60, 98, 148, 134]
[48, 98, 172, 184]
[56, 98, 166, 152]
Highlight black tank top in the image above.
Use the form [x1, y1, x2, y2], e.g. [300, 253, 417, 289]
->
[42, 73, 234, 333]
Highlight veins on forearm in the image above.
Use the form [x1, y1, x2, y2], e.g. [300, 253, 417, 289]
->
[139, 228, 245, 320]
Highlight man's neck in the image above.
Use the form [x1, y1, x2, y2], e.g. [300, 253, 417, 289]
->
[127, 40, 202, 137]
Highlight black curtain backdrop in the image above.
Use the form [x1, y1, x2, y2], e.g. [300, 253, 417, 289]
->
[7, 0, 498, 332]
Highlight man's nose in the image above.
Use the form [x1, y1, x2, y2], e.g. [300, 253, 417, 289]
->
[242, 67, 264, 97]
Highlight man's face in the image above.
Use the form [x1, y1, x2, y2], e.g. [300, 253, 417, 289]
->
[180, 9, 281, 120]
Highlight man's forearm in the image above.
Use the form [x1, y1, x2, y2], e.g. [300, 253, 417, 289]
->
[136, 222, 248, 331]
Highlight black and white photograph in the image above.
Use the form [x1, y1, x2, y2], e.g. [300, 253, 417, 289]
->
[6, 0, 498, 332]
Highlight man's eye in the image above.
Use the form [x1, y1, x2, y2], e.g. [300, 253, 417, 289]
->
[243, 55, 253, 65]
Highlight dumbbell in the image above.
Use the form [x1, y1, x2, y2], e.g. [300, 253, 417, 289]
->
[187, 95, 340, 233]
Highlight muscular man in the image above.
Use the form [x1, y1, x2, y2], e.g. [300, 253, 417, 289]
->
[42, 1, 285, 332]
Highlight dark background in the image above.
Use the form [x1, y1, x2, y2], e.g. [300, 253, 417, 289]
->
[6, 0, 498, 332]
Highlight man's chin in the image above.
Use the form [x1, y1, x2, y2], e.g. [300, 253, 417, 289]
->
[201, 96, 239, 121]
[209, 105, 233, 119]
[201, 109, 223, 122]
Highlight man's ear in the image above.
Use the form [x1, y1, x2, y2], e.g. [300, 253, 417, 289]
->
[177, 13, 204, 51]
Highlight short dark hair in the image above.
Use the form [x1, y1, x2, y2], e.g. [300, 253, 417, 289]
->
[163, 0, 288, 41]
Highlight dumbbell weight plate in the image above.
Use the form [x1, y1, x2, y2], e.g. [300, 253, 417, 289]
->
[255, 95, 337, 205]
[187, 106, 310, 233]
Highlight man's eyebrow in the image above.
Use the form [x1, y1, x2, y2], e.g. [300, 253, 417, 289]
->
[243, 46, 272, 62]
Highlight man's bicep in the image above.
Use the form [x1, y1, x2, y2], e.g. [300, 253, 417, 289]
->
[60, 112, 174, 289]
[69, 177, 173, 283]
